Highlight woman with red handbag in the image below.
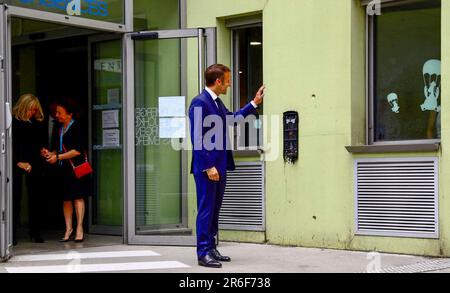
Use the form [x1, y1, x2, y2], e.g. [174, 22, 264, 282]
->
[42, 97, 91, 243]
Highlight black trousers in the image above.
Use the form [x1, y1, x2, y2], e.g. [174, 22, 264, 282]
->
[13, 166, 43, 240]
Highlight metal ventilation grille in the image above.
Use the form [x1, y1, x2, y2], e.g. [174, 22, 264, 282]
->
[219, 162, 265, 231]
[135, 164, 159, 226]
[355, 158, 438, 239]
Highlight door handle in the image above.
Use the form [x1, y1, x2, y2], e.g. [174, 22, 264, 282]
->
[5, 102, 12, 130]
[1, 132, 5, 154]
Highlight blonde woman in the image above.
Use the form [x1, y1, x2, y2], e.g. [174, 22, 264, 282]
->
[12, 94, 47, 245]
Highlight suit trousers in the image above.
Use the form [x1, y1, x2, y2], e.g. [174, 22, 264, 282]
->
[194, 172, 227, 258]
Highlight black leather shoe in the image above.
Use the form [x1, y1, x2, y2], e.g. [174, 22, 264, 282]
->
[210, 249, 231, 262]
[198, 253, 222, 268]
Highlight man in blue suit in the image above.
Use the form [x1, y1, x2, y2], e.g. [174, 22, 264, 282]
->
[189, 64, 265, 268]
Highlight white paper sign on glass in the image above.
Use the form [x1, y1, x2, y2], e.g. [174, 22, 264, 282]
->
[107, 88, 120, 104]
[103, 129, 120, 147]
[158, 96, 186, 117]
[159, 117, 186, 138]
[102, 110, 119, 129]
[94, 58, 122, 73]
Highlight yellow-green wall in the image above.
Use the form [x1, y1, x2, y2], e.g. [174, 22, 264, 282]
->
[186, 0, 450, 257]
[134, 0, 179, 30]
[439, 0, 450, 257]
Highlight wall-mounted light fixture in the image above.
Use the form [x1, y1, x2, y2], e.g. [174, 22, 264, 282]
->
[250, 41, 262, 46]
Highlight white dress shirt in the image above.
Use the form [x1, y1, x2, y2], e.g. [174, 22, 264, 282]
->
[205, 87, 258, 110]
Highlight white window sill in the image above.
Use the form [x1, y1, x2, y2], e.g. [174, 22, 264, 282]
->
[345, 143, 440, 153]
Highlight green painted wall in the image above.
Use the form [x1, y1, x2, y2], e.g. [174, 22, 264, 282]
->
[438, 0, 450, 257]
[134, 0, 179, 30]
[220, 231, 266, 244]
[186, 0, 450, 256]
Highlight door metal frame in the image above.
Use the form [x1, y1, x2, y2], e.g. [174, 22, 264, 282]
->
[0, 3, 12, 262]
[123, 27, 216, 245]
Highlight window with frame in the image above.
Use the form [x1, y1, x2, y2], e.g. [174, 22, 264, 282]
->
[232, 24, 263, 150]
[368, 0, 441, 144]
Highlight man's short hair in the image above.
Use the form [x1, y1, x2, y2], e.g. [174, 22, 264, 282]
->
[205, 64, 231, 86]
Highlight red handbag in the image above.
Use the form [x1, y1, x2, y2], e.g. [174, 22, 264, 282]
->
[63, 145, 93, 179]
[72, 160, 93, 179]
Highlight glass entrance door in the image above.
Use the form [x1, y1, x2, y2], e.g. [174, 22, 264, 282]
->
[124, 28, 216, 245]
[0, 1, 130, 260]
[0, 3, 12, 261]
[88, 35, 123, 235]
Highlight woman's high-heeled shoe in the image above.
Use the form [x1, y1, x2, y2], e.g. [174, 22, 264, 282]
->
[59, 230, 74, 242]
[74, 233, 84, 243]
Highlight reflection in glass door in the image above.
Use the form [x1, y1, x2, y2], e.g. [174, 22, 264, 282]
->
[125, 29, 216, 245]
[89, 35, 123, 235]
[134, 37, 190, 239]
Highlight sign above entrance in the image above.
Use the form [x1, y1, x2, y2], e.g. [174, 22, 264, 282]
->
[4, 0, 124, 23]
[66, 0, 82, 16]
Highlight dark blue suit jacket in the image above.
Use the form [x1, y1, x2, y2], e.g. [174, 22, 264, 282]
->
[189, 89, 257, 176]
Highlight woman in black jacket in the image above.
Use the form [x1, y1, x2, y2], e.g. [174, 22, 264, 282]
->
[12, 94, 47, 244]
[42, 97, 89, 243]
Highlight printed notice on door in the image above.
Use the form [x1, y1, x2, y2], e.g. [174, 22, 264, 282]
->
[102, 110, 119, 129]
[103, 129, 120, 147]
[159, 117, 186, 138]
[107, 88, 120, 104]
[158, 96, 185, 117]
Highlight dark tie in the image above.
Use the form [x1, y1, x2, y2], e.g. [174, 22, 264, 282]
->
[215, 97, 225, 115]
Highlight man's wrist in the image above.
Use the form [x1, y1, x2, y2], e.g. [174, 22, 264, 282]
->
[251, 100, 258, 108]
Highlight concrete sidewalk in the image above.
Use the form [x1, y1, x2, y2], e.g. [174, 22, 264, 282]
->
[1, 234, 448, 273]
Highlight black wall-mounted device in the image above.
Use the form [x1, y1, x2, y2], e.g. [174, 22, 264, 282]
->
[283, 111, 299, 164]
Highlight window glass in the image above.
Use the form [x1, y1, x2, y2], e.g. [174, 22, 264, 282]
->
[373, 1, 441, 142]
[233, 25, 263, 149]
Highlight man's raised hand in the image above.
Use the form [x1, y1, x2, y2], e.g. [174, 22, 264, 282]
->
[253, 85, 265, 106]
